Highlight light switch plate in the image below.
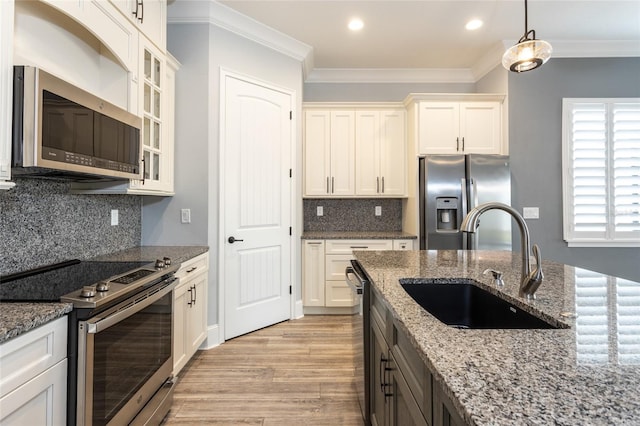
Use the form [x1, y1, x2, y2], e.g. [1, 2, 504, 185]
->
[523, 207, 539, 219]
[317, 206, 324, 216]
[375, 206, 382, 216]
[111, 209, 119, 226]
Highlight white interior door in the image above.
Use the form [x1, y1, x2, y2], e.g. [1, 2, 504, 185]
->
[222, 73, 292, 340]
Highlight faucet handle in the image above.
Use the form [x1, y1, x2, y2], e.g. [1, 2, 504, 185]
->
[522, 244, 544, 300]
[530, 244, 543, 281]
[483, 268, 505, 286]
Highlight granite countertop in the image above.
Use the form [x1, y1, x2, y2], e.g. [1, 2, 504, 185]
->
[302, 231, 417, 240]
[0, 246, 208, 345]
[0, 303, 72, 344]
[90, 245, 209, 265]
[354, 249, 640, 425]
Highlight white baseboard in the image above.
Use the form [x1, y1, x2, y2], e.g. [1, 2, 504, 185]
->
[199, 324, 222, 350]
[294, 299, 304, 319]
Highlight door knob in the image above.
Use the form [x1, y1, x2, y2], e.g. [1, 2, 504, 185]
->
[228, 236, 244, 244]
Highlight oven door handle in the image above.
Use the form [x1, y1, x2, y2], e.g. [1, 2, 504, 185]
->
[345, 266, 364, 295]
[83, 277, 176, 334]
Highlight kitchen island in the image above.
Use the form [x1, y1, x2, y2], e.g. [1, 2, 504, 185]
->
[355, 249, 640, 425]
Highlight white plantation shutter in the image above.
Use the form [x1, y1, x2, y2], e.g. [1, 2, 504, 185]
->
[562, 99, 640, 246]
[613, 104, 640, 235]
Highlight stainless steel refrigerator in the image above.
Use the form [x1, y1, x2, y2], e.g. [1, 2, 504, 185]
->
[419, 155, 512, 250]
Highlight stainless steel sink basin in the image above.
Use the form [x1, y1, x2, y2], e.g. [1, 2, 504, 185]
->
[400, 280, 565, 329]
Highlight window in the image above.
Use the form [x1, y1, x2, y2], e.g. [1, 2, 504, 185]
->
[562, 98, 640, 247]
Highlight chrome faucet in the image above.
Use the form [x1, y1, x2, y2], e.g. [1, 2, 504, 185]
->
[461, 202, 544, 300]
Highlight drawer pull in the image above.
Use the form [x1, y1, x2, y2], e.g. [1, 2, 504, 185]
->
[186, 267, 198, 273]
[350, 246, 369, 249]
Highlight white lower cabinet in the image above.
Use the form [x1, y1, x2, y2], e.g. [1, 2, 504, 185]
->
[303, 239, 414, 309]
[173, 253, 209, 375]
[0, 317, 68, 426]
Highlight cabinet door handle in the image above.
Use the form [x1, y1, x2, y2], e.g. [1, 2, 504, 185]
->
[377, 177, 380, 193]
[379, 355, 386, 394]
[326, 177, 329, 194]
[382, 176, 385, 193]
[187, 287, 193, 306]
[133, 0, 144, 22]
[462, 136, 465, 151]
[456, 137, 460, 151]
[331, 177, 334, 193]
[140, 158, 146, 184]
[379, 355, 393, 398]
[192, 284, 197, 304]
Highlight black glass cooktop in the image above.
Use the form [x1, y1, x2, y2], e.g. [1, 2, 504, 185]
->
[0, 260, 150, 302]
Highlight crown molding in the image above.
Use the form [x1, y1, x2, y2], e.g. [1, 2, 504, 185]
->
[549, 40, 640, 58]
[167, 0, 314, 76]
[167, 3, 639, 84]
[305, 68, 476, 84]
[470, 42, 508, 82]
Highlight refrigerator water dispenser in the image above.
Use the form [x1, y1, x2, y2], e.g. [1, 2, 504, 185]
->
[436, 198, 458, 231]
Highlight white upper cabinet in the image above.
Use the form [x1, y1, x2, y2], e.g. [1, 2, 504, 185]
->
[304, 109, 356, 197]
[418, 101, 502, 155]
[110, 0, 166, 50]
[355, 109, 406, 196]
[0, 0, 15, 190]
[304, 103, 407, 198]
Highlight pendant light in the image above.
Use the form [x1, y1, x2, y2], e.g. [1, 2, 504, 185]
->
[502, 0, 552, 72]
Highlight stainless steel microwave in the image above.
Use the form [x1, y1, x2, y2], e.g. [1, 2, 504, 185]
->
[12, 66, 142, 181]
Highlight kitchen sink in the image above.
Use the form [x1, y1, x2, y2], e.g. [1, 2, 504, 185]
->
[400, 280, 564, 329]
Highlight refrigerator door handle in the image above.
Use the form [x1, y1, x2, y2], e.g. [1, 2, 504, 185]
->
[467, 178, 480, 250]
[469, 178, 478, 210]
[461, 177, 469, 250]
[461, 177, 468, 220]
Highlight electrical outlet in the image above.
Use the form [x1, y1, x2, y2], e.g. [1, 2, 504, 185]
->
[523, 207, 539, 219]
[111, 209, 119, 226]
[181, 209, 191, 224]
[375, 206, 382, 216]
[317, 206, 324, 216]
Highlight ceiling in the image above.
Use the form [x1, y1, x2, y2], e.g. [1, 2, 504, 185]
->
[217, 0, 640, 80]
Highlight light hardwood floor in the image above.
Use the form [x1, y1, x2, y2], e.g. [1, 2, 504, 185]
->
[163, 315, 365, 425]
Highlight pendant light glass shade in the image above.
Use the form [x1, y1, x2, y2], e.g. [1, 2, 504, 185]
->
[503, 0, 552, 72]
[502, 38, 552, 72]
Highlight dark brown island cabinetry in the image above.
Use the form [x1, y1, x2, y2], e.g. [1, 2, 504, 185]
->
[368, 285, 465, 426]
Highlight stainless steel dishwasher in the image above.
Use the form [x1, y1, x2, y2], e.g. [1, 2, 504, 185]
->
[345, 260, 370, 425]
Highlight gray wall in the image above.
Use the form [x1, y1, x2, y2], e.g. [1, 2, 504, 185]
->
[142, 24, 210, 247]
[1, 178, 141, 275]
[508, 57, 640, 282]
[143, 21, 304, 329]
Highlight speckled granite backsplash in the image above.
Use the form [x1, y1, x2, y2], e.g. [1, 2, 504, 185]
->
[304, 198, 402, 232]
[0, 178, 141, 275]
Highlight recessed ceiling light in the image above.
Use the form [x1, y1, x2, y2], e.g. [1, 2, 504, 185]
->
[348, 18, 364, 31]
[465, 19, 483, 31]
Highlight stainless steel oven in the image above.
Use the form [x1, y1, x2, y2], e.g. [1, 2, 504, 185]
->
[76, 276, 175, 426]
[0, 256, 179, 426]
